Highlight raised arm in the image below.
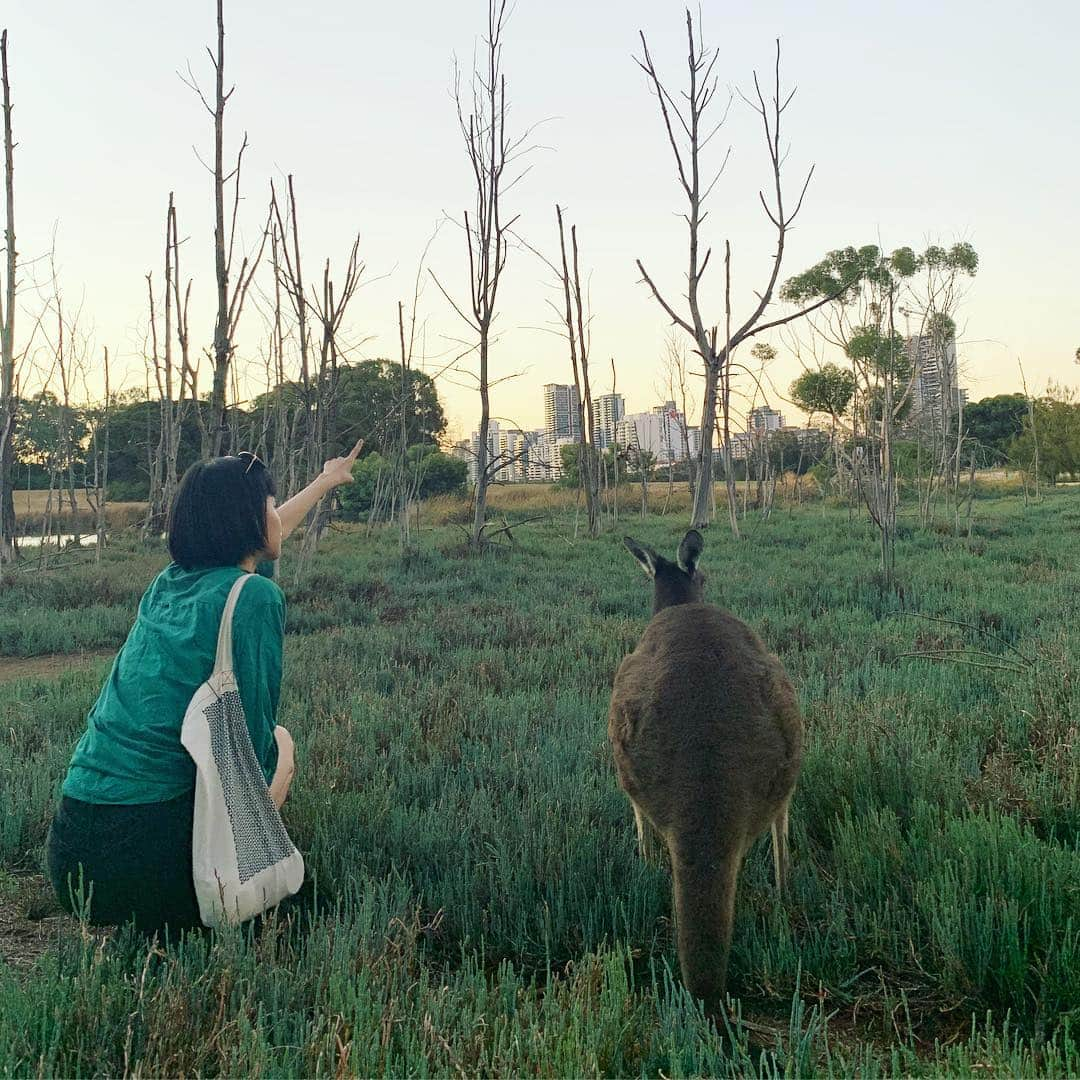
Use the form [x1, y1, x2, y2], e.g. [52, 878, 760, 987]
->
[276, 439, 364, 543]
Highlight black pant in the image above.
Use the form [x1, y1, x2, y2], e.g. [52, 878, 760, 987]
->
[46, 791, 202, 937]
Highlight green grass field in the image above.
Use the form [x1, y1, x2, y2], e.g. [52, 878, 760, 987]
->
[0, 491, 1077, 1076]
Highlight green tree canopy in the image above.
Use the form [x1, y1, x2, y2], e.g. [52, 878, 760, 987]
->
[781, 242, 977, 308]
[790, 364, 856, 420]
[253, 360, 447, 459]
[965, 394, 1027, 462]
[1010, 387, 1080, 482]
[338, 445, 466, 520]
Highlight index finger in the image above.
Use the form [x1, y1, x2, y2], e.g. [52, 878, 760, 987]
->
[347, 438, 364, 461]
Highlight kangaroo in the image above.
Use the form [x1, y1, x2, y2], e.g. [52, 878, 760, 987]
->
[608, 529, 803, 1017]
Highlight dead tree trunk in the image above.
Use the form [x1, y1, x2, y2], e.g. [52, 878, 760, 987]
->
[304, 236, 363, 550]
[208, 0, 230, 455]
[555, 207, 600, 536]
[54, 300, 81, 544]
[271, 176, 315, 482]
[83, 346, 111, 560]
[0, 30, 17, 565]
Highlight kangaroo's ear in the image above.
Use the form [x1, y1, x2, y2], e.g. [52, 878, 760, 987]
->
[623, 536, 659, 579]
[677, 529, 704, 574]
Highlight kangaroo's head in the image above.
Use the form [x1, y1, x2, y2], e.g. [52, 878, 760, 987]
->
[624, 530, 705, 614]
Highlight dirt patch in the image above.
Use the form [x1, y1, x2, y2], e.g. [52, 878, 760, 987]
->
[0, 651, 115, 684]
[0, 875, 76, 971]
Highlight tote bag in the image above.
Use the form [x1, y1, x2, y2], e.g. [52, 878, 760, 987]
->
[180, 572, 304, 927]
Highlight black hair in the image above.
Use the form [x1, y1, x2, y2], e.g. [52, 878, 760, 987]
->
[167, 456, 278, 570]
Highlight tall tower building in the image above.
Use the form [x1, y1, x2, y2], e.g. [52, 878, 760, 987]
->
[749, 406, 784, 434]
[544, 384, 581, 441]
[593, 393, 626, 449]
[906, 334, 961, 432]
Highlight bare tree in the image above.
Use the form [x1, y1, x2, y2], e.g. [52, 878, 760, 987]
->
[53, 299, 78, 537]
[0, 29, 16, 563]
[389, 233, 442, 551]
[82, 346, 110, 561]
[432, 0, 530, 551]
[608, 357, 621, 527]
[180, 0, 267, 456]
[553, 207, 601, 536]
[144, 194, 195, 534]
[302, 235, 364, 550]
[1018, 359, 1039, 503]
[635, 15, 860, 532]
[270, 176, 314, 483]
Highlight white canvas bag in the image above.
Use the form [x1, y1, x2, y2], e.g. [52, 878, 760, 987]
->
[180, 572, 304, 927]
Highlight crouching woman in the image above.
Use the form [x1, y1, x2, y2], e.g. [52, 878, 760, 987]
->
[46, 441, 362, 937]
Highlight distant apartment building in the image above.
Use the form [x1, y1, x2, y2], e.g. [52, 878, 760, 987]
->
[616, 401, 697, 465]
[780, 424, 828, 449]
[905, 334, 964, 432]
[749, 405, 784, 434]
[544, 384, 581, 441]
[592, 393, 625, 450]
[467, 421, 501, 487]
[524, 430, 551, 482]
[724, 431, 754, 462]
[523, 431, 575, 481]
[495, 427, 532, 483]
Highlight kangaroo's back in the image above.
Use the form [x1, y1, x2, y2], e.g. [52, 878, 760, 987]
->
[610, 601, 801, 837]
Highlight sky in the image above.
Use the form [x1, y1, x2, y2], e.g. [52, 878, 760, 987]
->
[4, 0, 1078, 442]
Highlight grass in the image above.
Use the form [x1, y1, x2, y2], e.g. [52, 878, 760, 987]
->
[0, 490, 1077, 1076]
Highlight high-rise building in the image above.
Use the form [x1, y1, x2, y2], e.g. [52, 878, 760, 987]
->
[749, 406, 784, 433]
[525, 430, 551, 482]
[467, 421, 500, 487]
[616, 402, 696, 465]
[593, 393, 625, 449]
[725, 431, 754, 462]
[495, 427, 531, 483]
[906, 334, 962, 432]
[544, 384, 581, 441]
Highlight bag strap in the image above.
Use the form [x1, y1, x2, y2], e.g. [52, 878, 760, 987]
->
[213, 573, 253, 677]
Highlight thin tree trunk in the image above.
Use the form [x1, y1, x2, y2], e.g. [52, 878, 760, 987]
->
[0, 30, 16, 566]
[209, 0, 230, 456]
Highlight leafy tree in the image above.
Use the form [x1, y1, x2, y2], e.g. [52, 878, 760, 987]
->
[965, 394, 1027, 462]
[766, 430, 823, 475]
[253, 360, 446, 463]
[790, 365, 856, 421]
[408, 445, 467, 499]
[103, 396, 205, 500]
[12, 392, 88, 485]
[557, 444, 581, 489]
[845, 326, 911, 383]
[1010, 387, 1080, 482]
[338, 445, 466, 520]
[336, 452, 386, 519]
[334, 361, 446, 455]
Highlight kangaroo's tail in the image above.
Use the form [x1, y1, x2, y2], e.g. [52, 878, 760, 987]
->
[669, 838, 744, 1018]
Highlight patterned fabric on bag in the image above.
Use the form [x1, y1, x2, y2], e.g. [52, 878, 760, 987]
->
[205, 689, 294, 884]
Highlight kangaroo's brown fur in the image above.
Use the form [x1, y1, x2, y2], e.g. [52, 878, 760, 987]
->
[608, 530, 803, 1016]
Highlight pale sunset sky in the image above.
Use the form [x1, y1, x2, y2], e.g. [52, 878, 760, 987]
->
[4, 0, 1078, 442]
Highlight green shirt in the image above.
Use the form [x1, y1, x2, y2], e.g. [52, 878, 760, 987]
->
[63, 563, 285, 805]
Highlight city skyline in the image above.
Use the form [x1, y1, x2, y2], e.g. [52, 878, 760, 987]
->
[3, 1, 1077, 444]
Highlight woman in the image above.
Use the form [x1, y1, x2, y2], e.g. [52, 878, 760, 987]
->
[46, 441, 363, 937]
